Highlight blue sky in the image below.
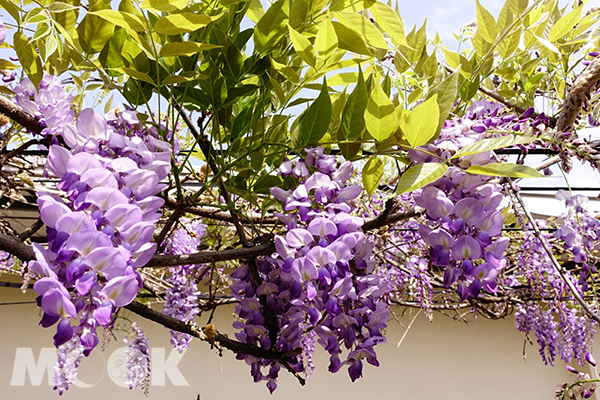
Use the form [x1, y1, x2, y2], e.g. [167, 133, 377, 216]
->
[399, 0, 591, 48]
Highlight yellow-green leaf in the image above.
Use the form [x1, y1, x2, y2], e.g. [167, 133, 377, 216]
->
[254, 0, 289, 54]
[465, 163, 543, 178]
[549, 7, 581, 42]
[451, 135, 538, 159]
[364, 79, 398, 141]
[114, 68, 154, 84]
[160, 42, 221, 57]
[362, 157, 383, 195]
[88, 10, 146, 31]
[370, 2, 408, 47]
[162, 72, 206, 85]
[396, 163, 448, 194]
[332, 21, 371, 56]
[509, 0, 528, 15]
[271, 58, 299, 84]
[315, 17, 338, 60]
[299, 77, 331, 144]
[476, 0, 498, 43]
[288, 25, 316, 67]
[340, 67, 367, 140]
[141, 0, 188, 12]
[334, 12, 388, 49]
[0, 59, 19, 70]
[246, 0, 264, 23]
[154, 13, 223, 35]
[14, 32, 43, 88]
[401, 95, 439, 148]
[426, 70, 458, 135]
[77, 8, 115, 54]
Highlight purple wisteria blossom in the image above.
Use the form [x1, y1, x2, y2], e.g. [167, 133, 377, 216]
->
[231, 148, 388, 391]
[124, 322, 151, 393]
[162, 218, 207, 352]
[17, 74, 173, 393]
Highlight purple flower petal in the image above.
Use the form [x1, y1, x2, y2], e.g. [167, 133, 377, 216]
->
[99, 275, 138, 307]
[307, 217, 338, 237]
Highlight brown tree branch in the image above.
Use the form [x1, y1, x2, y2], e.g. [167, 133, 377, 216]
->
[144, 242, 276, 268]
[557, 56, 600, 132]
[0, 233, 34, 261]
[18, 218, 44, 241]
[0, 96, 43, 134]
[123, 300, 294, 362]
[164, 197, 280, 225]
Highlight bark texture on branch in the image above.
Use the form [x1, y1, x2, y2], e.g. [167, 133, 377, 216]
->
[557, 56, 600, 132]
[0, 96, 44, 134]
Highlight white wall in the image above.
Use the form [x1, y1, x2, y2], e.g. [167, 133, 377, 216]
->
[0, 282, 579, 400]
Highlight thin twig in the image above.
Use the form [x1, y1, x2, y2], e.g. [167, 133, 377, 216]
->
[505, 177, 600, 324]
[17, 218, 44, 241]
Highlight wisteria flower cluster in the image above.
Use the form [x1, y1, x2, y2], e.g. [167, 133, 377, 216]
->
[162, 218, 207, 352]
[124, 322, 151, 392]
[230, 147, 388, 392]
[512, 194, 598, 367]
[409, 101, 517, 301]
[16, 74, 172, 392]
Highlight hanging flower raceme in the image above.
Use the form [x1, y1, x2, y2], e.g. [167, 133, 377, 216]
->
[162, 219, 207, 352]
[231, 147, 388, 392]
[409, 101, 518, 301]
[16, 75, 172, 393]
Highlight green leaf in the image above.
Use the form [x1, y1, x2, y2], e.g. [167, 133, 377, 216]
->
[246, 0, 264, 23]
[0, 59, 19, 70]
[77, 8, 115, 54]
[340, 67, 367, 140]
[465, 163, 543, 178]
[401, 95, 439, 148]
[288, 25, 316, 67]
[141, 0, 188, 12]
[549, 7, 581, 42]
[370, 2, 408, 47]
[43, 34, 60, 61]
[451, 135, 538, 159]
[426, 70, 458, 136]
[331, 21, 371, 56]
[362, 157, 384, 195]
[0, 0, 22, 22]
[364, 78, 397, 142]
[533, 34, 559, 54]
[524, 73, 544, 92]
[509, 0, 528, 15]
[443, 49, 471, 77]
[88, 10, 146, 31]
[497, 0, 514, 31]
[271, 58, 299, 84]
[254, 0, 289, 54]
[299, 77, 332, 144]
[114, 67, 155, 84]
[396, 163, 448, 194]
[476, 0, 498, 43]
[14, 32, 43, 89]
[159, 42, 221, 57]
[31, 24, 52, 41]
[315, 17, 338, 60]
[267, 72, 286, 104]
[154, 13, 223, 35]
[330, 0, 376, 12]
[254, 175, 283, 194]
[334, 12, 388, 49]
[47, 2, 79, 12]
